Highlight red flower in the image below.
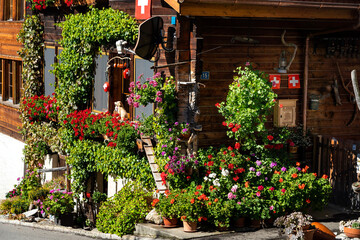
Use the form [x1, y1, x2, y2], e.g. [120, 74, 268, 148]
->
[269, 187, 275, 191]
[222, 122, 227, 126]
[298, 184, 305, 189]
[208, 154, 213, 160]
[234, 142, 240, 150]
[228, 146, 233, 151]
[228, 123, 234, 128]
[170, 199, 175, 204]
[306, 199, 311, 204]
[322, 174, 329, 179]
[267, 135, 274, 141]
[232, 128, 238, 133]
[279, 178, 284, 183]
[215, 103, 220, 108]
[86, 192, 91, 198]
[281, 188, 286, 193]
[228, 164, 234, 170]
[292, 173, 298, 179]
[264, 144, 273, 149]
[152, 199, 159, 206]
[233, 176, 239, 182]
[190, 199, 195, 204]
[196, 185, 203, 190]
[274, 144, 283, 150]
[258, 185, 264, 191]
[208, 161, 214, 167]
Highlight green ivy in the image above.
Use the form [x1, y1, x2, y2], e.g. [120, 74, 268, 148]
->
[67, 140, 154, 194]
[17, 15, 44, 97]
[53, 7, 138, 118]
[96, 181, 151, 237]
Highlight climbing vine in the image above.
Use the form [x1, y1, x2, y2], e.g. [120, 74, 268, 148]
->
[17, 15, 44, 98]
[53, 7, 138, 118]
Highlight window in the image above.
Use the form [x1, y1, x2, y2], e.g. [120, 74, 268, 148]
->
[0, 58, 22, 104]
[1, 0, 24, 21]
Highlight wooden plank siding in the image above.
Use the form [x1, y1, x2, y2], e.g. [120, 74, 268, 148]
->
[194, 17, 360, 147]
[0, 104, 22, 140]
[0, 22, 23, 59]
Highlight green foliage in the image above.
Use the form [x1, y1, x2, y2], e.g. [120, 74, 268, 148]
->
[67, 140, 154, 194]
[217, 66, 277, 150]
[42, 190, 75, 217]
[6, 168, 42, 200]
[92, 191, 107, 204]
[154, 189, 182, 219]
[0, 199, 13, 214]
[17, 15, 44, 97]
[53, 7, 138, 118]
[97, 182, 151, 237]
[10, 197, 30, 214]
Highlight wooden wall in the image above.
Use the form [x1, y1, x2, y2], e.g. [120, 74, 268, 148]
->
[194, 17, 360, 147]
[0, 21, 23, 139]
[0, 21, 22, 59]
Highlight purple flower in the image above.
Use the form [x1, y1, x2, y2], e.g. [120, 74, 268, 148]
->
[56, 189, 60, 192]
[47, 207, 50, 211]
[186, 159, 189, 162]
[169, 137, 173, 140]
[41, 210, 44, 214]
[281, 167, 287, 172]
[174, 122, 179, 126]
[297, 167, 301, 171]
[49, 189, 55, 194]
[256, 160, 262, 166]
[256, 171, 261, 176]
[176, 161, 181, 165]
[162, 145, 167, 148]
[265, 177, 268, 181]
[61, 196, 64, 199]
[251, 153, 255, 157]
[168, 128, 172, 132]
[270, 162, 277, 168]
[174, 147, 179, 151]
[249, 167, 255, 172]
[194, 160, 198, 165]
[17, 177, 20, 181]
[49, 195, 54, 200]
[161, 151, 166, 156]
[182, 128, 188, 133]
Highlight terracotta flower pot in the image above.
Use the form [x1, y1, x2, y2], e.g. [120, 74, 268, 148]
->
[311, 222, 335, 240]
[234, 217, 245, 228]
[289, 146, 298, 153]
[162, 217, 178, 228]
[183, 221, 197, 232]
[344, 227, 360, 238]
[288, 229, 316, 240]
[250, 219, 261, 229]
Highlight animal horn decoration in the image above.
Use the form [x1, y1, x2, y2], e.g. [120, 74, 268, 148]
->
[281, 30, 298, 72]
[351, 70, 360, 111]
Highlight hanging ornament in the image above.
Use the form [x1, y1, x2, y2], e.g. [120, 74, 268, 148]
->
[123, 68, 130, 79]
[103, 82, 110, 92]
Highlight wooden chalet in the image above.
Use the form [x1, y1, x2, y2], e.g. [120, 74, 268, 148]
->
[2, 0, 360, 205]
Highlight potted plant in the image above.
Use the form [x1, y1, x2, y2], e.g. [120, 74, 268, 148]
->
[286, 126, 312, 153]
[178, 188, 206, 232]
[153, 190, 181, 227]
[42, 189, 75, 226]
[274, 212, 316, 240]
[340, 218, 360, 238]
[207, 198, 233, 231]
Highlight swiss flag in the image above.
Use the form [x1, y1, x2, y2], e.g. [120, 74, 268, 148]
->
[135, 0, 151, 20]
[269, 74, 281, 89]
[288, 74, 300, 89]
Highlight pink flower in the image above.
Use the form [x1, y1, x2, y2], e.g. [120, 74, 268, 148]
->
[258, 185, 264, 191]
[228, 192, 237, 200]
[281, 188, 286, 193]
[256, 191, 261, 197]
[269, 206, 274, 211]
[269, 187, 275, 191]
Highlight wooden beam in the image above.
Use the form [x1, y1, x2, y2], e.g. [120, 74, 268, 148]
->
[12, 0, 16, 20]
[0, 0, 4, 20]
[178, 3, 357, 20]
[164, 0, 180, 14]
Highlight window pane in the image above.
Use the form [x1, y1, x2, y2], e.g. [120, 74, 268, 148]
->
[16, 0, 24, 20]
[4, 0, 13, 20]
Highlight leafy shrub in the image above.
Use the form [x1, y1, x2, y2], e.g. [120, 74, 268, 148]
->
[42, 189, 75, 217]
[97, 182, 151, 237]
[10, 197, 30, 214]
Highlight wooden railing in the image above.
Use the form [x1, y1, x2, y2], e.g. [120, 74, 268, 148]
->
[312, 135, 359, 208]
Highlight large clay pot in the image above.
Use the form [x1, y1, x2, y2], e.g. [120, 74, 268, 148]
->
[288, 229, 316, 240]
[234, 217, 246, 228]
[162, 217, 178, 228]
[344, 227, 360, 238]
[250, 219, 261, 229]
[183, 221, 197, 232]
[311, 222, 335, 240]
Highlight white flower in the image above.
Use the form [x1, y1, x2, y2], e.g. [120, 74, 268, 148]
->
[204, 176, 209, 181]
[221, 169, 229, 177]
[209, 173, 217, 179]
[231, 185, 238, 193]
[213, 178, 220, 187]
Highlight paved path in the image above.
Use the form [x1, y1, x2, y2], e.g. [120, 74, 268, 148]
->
[0, 222, 101, 240]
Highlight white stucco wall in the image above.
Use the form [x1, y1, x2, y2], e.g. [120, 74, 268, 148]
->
[0, 133, 25, 199]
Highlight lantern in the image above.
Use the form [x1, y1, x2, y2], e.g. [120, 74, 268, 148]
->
[123, 68, 130, 79]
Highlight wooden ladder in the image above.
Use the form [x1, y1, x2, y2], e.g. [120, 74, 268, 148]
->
[141, 136, 168, 193]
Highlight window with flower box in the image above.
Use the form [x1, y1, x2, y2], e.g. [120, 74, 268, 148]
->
[1, 0, 24, 21]
[0, 58, 22, 104]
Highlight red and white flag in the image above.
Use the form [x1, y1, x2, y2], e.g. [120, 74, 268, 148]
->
[288, 74, 300, 89]
[135, 0, 151, 20]
[269, 74, 281, 89]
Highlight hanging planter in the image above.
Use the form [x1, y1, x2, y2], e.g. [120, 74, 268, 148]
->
[309, 94, 321, 110]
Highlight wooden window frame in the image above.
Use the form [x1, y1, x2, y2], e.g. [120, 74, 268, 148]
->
[0, 58, 22, 105]
[0, 0, 24, 21]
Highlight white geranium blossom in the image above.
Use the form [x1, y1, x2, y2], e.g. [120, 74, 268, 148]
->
[221, 169, 229, 177]
[209, 173, 217, 179]
[204, 176, 209, 181]
[213, 178, 220, 187]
